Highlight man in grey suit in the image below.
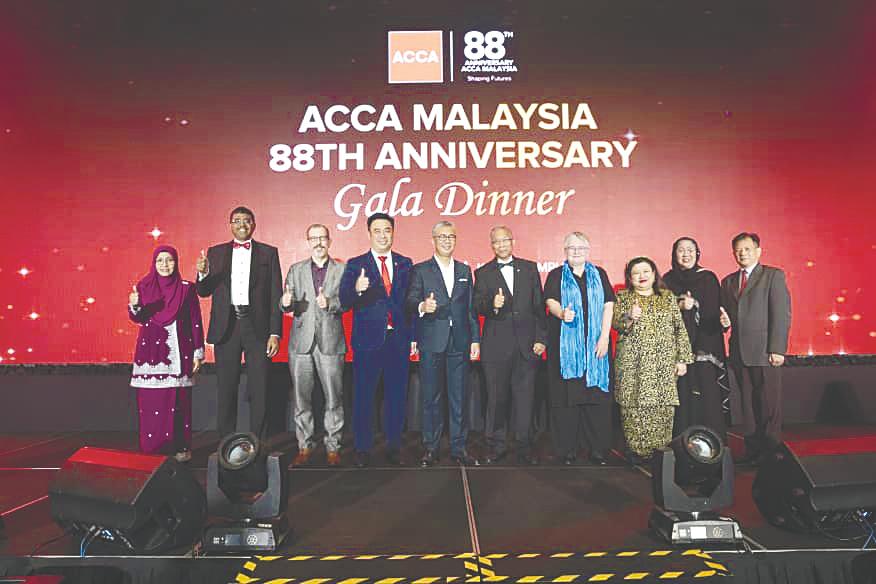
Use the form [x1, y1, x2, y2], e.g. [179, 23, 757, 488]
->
[281, 224, 347, 467]
[719, 232, 791, 464]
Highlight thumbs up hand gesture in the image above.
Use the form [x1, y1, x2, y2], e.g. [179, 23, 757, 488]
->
[196, 249, 208, 275]
[562, 303, 576, 323]
[630, 300, 643, 321]
[719, 306, 731, 328]
[493, 287, 505, 310]
[680, 291, 695, 311]
[316, 286, 328, 309]
[129, 285, 140, 307]
[423, 291, 438, 314]
[281, 283, 293, 308]
[355, 268, 370, 293]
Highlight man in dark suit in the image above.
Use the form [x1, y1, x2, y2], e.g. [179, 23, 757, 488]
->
[196, 206, 282, 440]
[338, 212, 415, 467]
[719, 232, 791, 463]
[406, 221, 481, 467]
[474, 226, 547, 465]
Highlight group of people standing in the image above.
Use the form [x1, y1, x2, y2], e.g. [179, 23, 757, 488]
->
[127, 206, 791, 468]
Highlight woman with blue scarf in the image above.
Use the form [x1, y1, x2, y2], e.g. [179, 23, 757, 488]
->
[544, 232, 615, 465]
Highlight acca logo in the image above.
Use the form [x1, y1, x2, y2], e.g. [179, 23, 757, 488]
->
[387, 30, 444, 84]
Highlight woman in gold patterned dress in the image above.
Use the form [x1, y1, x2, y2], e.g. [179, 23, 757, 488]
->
[612, 257, 693, 462]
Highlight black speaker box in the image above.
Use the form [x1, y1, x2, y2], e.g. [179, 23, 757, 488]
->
[48, 447, 206, 553]
[752, 438, 876, 531]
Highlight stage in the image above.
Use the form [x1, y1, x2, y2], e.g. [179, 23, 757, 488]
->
[1, 426, 875, 584]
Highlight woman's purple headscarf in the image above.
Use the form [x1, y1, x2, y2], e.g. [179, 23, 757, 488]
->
[135, 245, 187, 327]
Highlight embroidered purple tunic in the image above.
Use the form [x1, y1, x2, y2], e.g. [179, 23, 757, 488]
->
[129, 281, 205, 388]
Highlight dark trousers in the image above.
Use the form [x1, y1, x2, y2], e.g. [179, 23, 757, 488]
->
[214, 315, 269, 439]
[420, 332, 468, 456]
[674, 361, 727, 440]
[352, 329, 410, 452]
[729, 361, 783, 455]
[483, 352, 537, 454]
[551, 401, 612, 459]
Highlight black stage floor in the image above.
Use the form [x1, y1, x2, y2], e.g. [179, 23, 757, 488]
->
[1, 427, 876, 583]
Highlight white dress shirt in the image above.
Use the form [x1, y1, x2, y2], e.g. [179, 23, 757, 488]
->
[740, 262, 758, 292]
[435, 256, 455, 296]
[231, 240, 252, 306]
[370, 249, 393, 283]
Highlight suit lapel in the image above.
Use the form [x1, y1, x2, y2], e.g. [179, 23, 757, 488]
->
[302, 260, 317, 300]
[248, 241, 260, 293]
[742, 264, 763, 297]
[429, 258, 451, 302]
[222, 243, 233, 289]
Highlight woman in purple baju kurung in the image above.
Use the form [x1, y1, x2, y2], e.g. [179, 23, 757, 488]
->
[128, 245, 204, 461]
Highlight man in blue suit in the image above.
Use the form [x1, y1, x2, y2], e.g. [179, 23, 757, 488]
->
[406, 221, 481, 467]
[339, 213, 415, 467]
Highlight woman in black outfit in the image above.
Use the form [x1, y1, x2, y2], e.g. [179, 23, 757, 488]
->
[662, 237, 730, 439]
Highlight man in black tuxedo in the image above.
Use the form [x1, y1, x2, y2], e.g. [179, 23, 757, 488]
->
[474, 226, 547, 465]
[196, 206, 282, 439]
[719, 232, 791, 463]
[406, 221, 480, 467]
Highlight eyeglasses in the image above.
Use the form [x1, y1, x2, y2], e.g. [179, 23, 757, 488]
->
[565, 246, 590, 253]
[434, 235, 457, 243]
[491, 238, 513, 245]
[307, 236, 330, 243]
[231, 218, 253, 226]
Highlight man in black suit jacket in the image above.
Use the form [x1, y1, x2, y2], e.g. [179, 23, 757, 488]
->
[196, 206, 282, 439]
[719, 232, 791, 462]
[406, 221, 480, 467]
[474, 226, 547, 465]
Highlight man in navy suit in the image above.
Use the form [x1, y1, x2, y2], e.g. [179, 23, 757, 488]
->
[339, 213, 415, 467]
[406, 221, 481, 467]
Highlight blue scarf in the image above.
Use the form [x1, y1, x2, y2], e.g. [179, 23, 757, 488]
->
[559, 261, 609, 391]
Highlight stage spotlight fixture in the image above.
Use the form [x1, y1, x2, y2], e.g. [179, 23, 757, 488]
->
[202, 433, 290, 553]
[649, 426, 743, 544]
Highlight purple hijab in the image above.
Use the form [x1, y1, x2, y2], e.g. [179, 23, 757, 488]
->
[136, 245, 187, 327]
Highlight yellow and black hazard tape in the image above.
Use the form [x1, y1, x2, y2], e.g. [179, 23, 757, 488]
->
[233, 549, 730, 583]
[241, 549, 718, 562]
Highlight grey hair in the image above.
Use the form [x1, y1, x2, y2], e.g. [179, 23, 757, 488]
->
[563, 231, 590, 247]
[432, 220, 456, 236]
[489, 225, 513, 241]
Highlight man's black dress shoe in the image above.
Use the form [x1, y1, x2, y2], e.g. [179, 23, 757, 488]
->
[420, 450, 439, 468]
[483, 450, 507, 465]
[386, 449, 403, 466]
[450, 451, 479, 466]
[517, 452, 539, 466]
[354, 450, 370, 468]
[589, 452, 608, 466]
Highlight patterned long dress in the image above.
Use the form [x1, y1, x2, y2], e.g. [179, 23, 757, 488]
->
[612, 289, 693, 457]
[129, 282, 204, 454]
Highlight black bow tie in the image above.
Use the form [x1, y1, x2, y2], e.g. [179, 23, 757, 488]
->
[498, 260, 514, 269]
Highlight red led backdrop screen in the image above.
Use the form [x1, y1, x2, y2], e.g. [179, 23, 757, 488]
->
[2, 0, 875, 364]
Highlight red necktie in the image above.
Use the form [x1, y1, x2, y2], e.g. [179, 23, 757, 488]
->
[232, 241, 251, 250]
[739, 269, 748, 294]
[379, 256, 393, 327]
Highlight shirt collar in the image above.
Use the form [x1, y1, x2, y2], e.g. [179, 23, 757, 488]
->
[497, 256, 514, 265]
[371, 249, 392, 261]
[434, 254, 454, 267]
[233, 239, 253, 245]
[743, 262, 758, 276]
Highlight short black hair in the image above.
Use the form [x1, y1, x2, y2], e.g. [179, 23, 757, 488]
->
[732, 232, 760, 248]
[367, 212, 394, 230]
[229, 206, 256, 223]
